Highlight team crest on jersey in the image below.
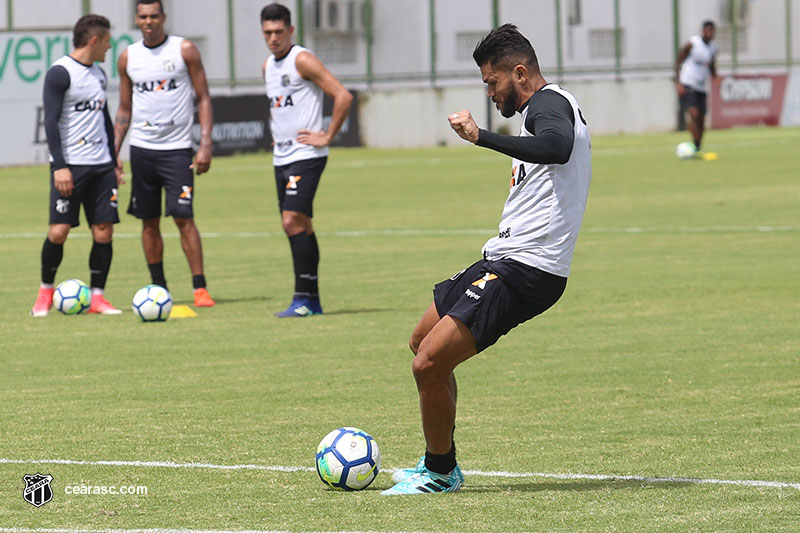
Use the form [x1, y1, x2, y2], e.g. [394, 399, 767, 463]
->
[99, 78, 107, 91]
[163, 59, 176, 72]
[23, 473, 53, 507]
[281, 74, 290, 87]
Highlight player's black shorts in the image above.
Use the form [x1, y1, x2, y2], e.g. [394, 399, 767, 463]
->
[128, 145, 195, 220]
[49, 163, 120, 228]
[681, 86, 707, 115]
[433, 258, 567, 353]
[273, 156, 327, 217]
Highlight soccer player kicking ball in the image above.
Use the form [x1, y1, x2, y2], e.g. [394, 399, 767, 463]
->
[382, 24, 592, 495]
[31, 14, 124, 317]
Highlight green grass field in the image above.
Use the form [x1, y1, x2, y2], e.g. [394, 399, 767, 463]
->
[1, 127, 798, 531]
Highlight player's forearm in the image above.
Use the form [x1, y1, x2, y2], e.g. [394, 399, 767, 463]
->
[197, 98, 213, 150]
[325, 90, 353, 143]
[477, 129, 572, 165]
[113, 110, 131, 156]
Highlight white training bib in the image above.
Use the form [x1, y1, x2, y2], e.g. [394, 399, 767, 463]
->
[265, 45, 328, 166]
[49, 56, 112, 166]
[126, 35, 194, 150]
[482, 85, 592, 278]
[679, 35, 717, 93]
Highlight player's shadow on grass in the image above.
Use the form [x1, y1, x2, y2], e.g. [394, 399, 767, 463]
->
[322, 308, 394, 316]
[465, 479, 692, 493]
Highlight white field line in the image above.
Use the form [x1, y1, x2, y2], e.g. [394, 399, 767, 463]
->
[0, 530, 292, 533]
[1, 458, 797, 491]
[1, 225, 799, 241]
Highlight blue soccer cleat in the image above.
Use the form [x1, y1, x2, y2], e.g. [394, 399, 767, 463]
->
[274, 296, 323, 318]
[391, 456, 426, 484]
[381, 464, 464, 495]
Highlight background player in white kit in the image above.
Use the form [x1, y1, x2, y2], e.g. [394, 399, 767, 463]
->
[383, 24, 592, 495]
[676, 21, 717, 153]
[31, 14, 124, 317]
[115, 0, 216, 308]
[261, 3, 353, 317]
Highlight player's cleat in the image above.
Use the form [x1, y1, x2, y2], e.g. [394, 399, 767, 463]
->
[391, 456, 426, 484]
[88, 294, 123, 315]
[193, 288, 216, 307]
[381, 464, 464, 495]
[30, 287, 56, 317]
[274, 296, 323, 318]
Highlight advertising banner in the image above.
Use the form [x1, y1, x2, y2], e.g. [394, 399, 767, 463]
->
[710, 74, 789, 129]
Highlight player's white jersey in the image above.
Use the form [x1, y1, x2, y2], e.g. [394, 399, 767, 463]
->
[482, 85, 592, 278]
[126, 35, 194, 150]
[265, 45, 328, 166]
[679, 35, 717, 93]
[49, 56, 112, 166]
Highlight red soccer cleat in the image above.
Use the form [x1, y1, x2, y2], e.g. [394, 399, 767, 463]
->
[30, 286, 56, 317]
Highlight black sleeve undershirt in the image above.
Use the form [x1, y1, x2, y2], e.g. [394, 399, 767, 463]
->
[43, 65, 70, 170]
[476, 88, 575, 164]
[100, 69, 117, 167]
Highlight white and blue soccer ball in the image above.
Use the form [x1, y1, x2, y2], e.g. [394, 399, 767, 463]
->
[676, 141, 697, 159]
[315, 427, 381, 491]
[132, 285, 173, 322]
[53, 279, 91, 315]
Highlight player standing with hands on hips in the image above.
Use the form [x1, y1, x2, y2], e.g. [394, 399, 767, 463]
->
[115, 0, 216, 307]
[31, 14, 124, 317]
[383, 24, 592, 495]
[261, 3, 353, 317]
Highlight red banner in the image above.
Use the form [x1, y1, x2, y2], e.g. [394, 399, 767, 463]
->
[711, 74, 788, 129]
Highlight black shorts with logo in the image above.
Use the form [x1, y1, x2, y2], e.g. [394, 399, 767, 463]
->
[49, 163, 120, 227]
[128, 145, 195, 219]
[273, 156, 327, 217]
[680, 86, 708, 115]
[433, 258, 567, 353]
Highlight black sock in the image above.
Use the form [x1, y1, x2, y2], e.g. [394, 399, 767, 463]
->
[288, 233, 318, 296]
[41, 238, 63, 285]
[192, 274, 206, 290]
[425, 441, 456, 475]
[89, 241, 113, 289]
[148, 262, 167, 289]
[694, 139, 701, 150]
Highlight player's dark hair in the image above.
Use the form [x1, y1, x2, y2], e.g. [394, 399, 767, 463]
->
[473, 23, 539, 72]
[261, 3, 291, 26]
[703, 20, 715, 29]
[136, 0, 164, 14]
[72, 14, 110, 49]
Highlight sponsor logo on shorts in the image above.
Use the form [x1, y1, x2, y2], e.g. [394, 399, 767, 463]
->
[450, 268, 466, 281]
[465, 289, 481, 300]
[471, 273, 498, 290]
[56, 199, 70, 214]
[110, 188, 118, 208]
[286, 175, 302, 190]
[178, 186, 193, 205]
[498, 227, 511, 238]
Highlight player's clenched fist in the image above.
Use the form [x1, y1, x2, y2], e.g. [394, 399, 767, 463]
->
[448, 109, 480, 144]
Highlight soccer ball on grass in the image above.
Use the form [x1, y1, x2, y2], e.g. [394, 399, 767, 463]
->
[53, 278, 91, 315]
[315, 427, 381, 491]
[132, 285, 173, 322]
[676, 141, 697, 159]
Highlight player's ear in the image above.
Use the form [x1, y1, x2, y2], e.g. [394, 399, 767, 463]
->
[514, 64, 527, 83]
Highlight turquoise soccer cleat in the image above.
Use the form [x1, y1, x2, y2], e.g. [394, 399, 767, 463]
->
[391, 456, 426, 484]
[381, 464, 464, 495]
